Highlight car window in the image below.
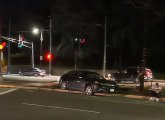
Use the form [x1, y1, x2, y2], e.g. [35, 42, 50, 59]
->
[87, 73, 104, 80]
[77, 73, 85, 79]
[27, 68, 33, 71]
[127, 68, 138, 74]
[66, 71, 78, 80]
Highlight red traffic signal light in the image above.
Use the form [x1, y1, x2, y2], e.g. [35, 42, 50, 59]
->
[45, 53, 54, 61]
[0, 42, 7, 49]
[80, 38, 86, 44]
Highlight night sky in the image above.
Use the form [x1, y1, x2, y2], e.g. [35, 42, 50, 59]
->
[1, 0, 165, 72]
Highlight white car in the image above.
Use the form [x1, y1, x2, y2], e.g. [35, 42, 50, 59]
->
[19, 68, 47, 77]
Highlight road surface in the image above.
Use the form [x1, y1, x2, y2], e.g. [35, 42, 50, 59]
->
[0, 88, 165, 120]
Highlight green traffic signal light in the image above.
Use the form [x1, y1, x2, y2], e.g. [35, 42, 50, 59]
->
[18, 43, 23, 48]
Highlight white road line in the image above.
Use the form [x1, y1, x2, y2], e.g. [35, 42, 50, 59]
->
[0, 88, 18, 95]
[22, 102, 100, 114]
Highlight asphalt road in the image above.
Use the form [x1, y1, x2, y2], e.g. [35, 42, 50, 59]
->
[0, 88, 165, 120]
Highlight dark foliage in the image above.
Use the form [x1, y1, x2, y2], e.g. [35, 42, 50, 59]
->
[1, 0, 165, 72]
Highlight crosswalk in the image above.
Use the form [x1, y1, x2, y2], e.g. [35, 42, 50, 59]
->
[0, 88, 17, 95]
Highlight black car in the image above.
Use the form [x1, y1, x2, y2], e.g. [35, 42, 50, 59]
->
[19, 68, 47, 77]
[110, 67, 153, 83]
[110, 67, 140, 83]
[59, 70, 117, 95]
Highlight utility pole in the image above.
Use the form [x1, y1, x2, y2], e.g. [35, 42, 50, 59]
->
[139, 5, 149, 91]
[7, 19, 11, 74]
[40, 29, 43, 66]
[0, 21, 2, 77]
[31, 42, 34, 68]
[103, 16, 107, 77]
[49, 17, 52, 75]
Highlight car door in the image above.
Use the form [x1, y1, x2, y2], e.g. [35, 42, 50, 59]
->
[74, 73, 86, 91]
[68, 72, 85, 91]
[27, 68, 35, 76]
[24, 69, 32, 76]
[66, 72, 77, 90]
[123, 70, 132, 81]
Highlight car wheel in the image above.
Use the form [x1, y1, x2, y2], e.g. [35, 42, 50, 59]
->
[61, 82, 67, 90]
[84, 85, 94, 96]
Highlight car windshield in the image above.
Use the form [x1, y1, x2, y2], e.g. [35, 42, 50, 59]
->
[34, 68, 40, 70]
[127, 68, 138, 74]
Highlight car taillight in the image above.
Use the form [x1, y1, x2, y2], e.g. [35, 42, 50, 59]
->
[145, 69, 153, 78]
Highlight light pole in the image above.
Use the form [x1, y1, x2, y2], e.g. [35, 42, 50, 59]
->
[32, 28, 43, 67]
[96, 16, 107, 77]
[32, 17, 52, 76]
[49, 17, 52, 75]
[40, 29, 43, 66]
[103, 16, 107, 77]
[74, 38, 79, 70]
[31, 42, 34, 68]
[7, 19, 11, 74]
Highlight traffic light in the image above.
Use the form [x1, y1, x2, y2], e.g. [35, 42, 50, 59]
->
[45, 53, 53, 61]
[0, 42, 7, 49]
[80, 38, 86, 44]
[18, 42, 23, 48]
[18, 34, 24, 48]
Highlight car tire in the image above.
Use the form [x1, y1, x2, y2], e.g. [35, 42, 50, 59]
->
[84, 85, 94, 96]
[61, 82, 67, 90]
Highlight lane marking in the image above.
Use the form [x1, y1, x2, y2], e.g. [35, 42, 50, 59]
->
[0, 88, 18, 95]
[22, 102, 100, 114]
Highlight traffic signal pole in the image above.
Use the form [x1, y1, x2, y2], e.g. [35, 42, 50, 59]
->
[7, 19, 11, 74]
[0, 36, 35, 68]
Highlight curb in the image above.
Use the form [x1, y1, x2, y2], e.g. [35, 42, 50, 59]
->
[0, 84, 15, 88]
[0, 83, 165, 102]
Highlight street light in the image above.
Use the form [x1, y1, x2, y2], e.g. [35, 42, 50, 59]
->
[32, 28, 43, 66]
[103, 16, 107, 77]
[96, 16, 107, 77]
[32, 17, 52, 75]
[32, 28, 39, 35]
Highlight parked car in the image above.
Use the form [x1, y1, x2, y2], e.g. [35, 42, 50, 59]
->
[109, 67, 153, 83]
[59, 70, 118, 95]
[19, 68, 47, 77]
[143, 68, 153, 80]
